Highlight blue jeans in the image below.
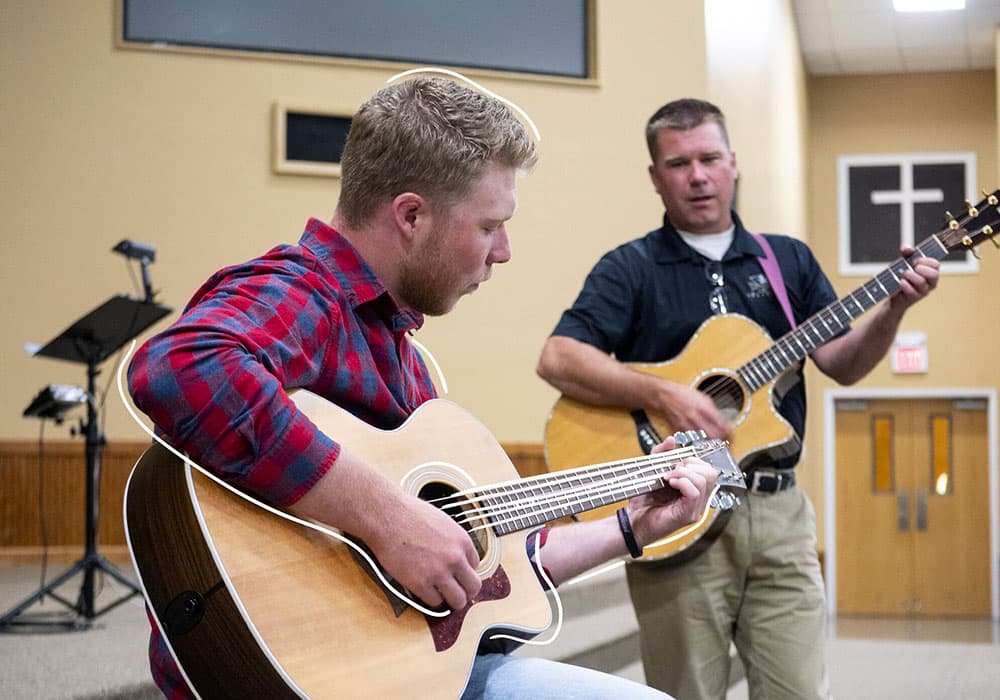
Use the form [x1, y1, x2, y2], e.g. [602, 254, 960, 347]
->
[462, 653, 672, 700]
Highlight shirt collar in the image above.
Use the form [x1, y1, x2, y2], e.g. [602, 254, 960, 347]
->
[652, 211, 764, 263]
[300, 218, 425, 332]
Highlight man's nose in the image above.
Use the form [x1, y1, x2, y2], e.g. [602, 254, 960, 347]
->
[489, 226, 511, 264]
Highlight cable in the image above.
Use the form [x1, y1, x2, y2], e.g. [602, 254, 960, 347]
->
[36, 420, 48, 596]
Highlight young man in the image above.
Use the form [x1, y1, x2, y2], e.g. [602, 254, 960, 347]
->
[128, 77, 718, 700]
[536, 98, 939, 699]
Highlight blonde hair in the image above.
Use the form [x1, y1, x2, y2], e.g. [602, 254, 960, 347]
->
[337, 77, 537, 228]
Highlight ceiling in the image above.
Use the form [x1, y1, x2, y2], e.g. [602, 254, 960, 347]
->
[792, 0, 1000, 75]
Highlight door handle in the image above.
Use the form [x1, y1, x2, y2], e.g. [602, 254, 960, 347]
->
[897, 491, 910, 531]
[916, 491, 927, 531]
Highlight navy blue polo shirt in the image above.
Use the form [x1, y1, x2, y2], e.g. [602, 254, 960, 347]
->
[552, 212, 840, 468]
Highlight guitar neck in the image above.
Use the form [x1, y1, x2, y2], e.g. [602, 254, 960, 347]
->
[736, 232, 951, 392]
[467, 451, 691, 536]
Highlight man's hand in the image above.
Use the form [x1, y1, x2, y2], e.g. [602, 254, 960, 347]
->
[367, 494, 482, 611]
[886, 246, 939, 316]
[627, 437, 719, 549]
[655, 381, 732, 440]
[290, 450, 482, 614]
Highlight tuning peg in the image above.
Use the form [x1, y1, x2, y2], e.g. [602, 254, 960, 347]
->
[985, 225, 1000, 249]
[965, 200, 980, 218]
[983, 190, 998, 207]
[962, 235, 981, 258]
[945, 211, 960, 230]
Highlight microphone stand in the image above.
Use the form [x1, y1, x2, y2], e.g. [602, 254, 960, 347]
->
[0, 291, 170, 630]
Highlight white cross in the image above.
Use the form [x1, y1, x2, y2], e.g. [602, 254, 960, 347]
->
[870, 165, 943, 247]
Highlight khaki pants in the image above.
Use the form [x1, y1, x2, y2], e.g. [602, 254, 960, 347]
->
[625, 487, 830, 700]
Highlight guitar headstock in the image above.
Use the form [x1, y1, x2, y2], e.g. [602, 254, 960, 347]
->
[672, 430, 745, 491]
[937, 189, 1000, 253]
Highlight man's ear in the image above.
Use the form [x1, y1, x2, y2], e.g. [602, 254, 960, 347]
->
[391, 192, 430, 242]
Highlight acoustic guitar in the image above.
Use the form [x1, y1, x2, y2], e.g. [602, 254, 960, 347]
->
[125, 389, 741, 700]
[544, 190, 1000, 563]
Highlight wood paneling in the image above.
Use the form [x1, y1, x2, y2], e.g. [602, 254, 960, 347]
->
[0, 440, 546, 555]
[504, 442, 547, 478]
[0, 441, 148, 551]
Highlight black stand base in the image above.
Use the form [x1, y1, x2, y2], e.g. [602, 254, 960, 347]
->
[0, 553, 142, 631]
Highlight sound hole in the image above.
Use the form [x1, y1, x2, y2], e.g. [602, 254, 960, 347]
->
[696, 373, 745, 422]
[418, 481, 488, 560]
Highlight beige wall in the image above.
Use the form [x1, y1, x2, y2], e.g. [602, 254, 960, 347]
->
[1, 1, 714, 442]
[706, 0, 809, 239]
[805, 69, 998, 541]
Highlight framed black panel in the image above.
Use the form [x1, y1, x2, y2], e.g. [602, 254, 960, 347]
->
[120, 0, 594, 80]
[272, 105, 351, 177]
[837, 153, 978, 275]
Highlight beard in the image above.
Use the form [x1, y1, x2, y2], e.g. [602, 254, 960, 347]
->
[397, 230, 463, 316]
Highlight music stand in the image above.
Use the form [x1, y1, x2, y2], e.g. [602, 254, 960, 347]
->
[0, 294, 171, 630]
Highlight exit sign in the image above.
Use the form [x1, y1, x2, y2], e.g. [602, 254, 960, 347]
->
[891, 332, 928, 374]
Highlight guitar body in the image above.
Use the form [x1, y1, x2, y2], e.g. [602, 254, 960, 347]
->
[545, 314, 797, 562]
[126, 392, 551, 700]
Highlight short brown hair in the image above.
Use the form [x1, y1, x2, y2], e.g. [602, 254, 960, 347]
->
[645, 98, 729, 161]
[337, 77, 538, 228]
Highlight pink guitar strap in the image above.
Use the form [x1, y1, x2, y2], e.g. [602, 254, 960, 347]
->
[750, 233, 796, 329]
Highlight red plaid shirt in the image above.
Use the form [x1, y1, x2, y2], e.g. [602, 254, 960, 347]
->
[128, 219, 437, 697]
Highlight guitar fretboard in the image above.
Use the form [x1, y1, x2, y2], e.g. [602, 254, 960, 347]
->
[453, 443, 736, 537]
[475, 456, 675, 536]
[736, 232, 951, 392]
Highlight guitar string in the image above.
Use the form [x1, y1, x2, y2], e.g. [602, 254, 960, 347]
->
[696, 219, 997, 404]
[684, 245, 927, 406]
[458, 445, 722, 521]
[465, 474, 676, 533]
[444, 448, 696, 503]
[443, 446, 701, 500]
[438, 447, 730, 534]
[460, 473, 668, 533]
[445, 457, 692, 527]
[434, 449, 699, 520]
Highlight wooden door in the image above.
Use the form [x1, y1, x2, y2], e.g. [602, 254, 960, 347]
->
[835, 398, 991, 616]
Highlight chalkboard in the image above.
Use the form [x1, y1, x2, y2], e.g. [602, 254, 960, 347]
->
[121, 0, 592, 79]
